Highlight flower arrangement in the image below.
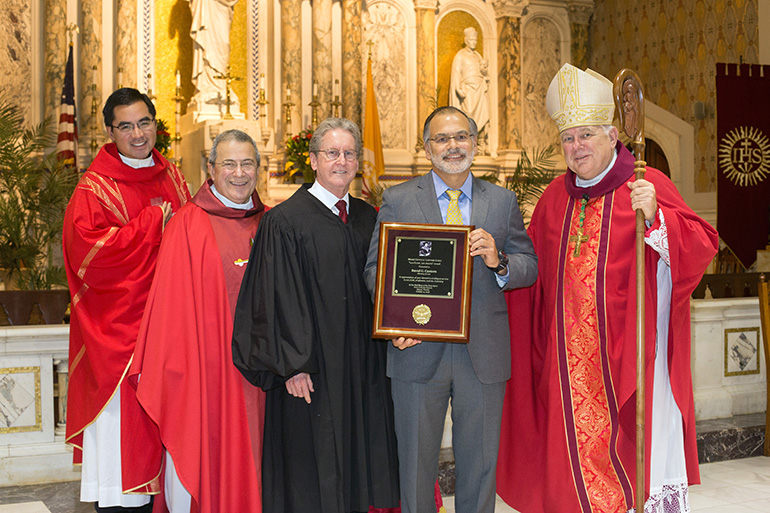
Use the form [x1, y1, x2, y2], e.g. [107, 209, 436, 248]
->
[154, 118, 172, 157]
[284, 127, 314, 183]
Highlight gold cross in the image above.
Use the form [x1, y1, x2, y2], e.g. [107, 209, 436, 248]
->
[214, 65, 242, 120]
[570, 230, 589, 257]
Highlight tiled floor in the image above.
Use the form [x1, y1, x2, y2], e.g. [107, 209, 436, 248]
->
[1, 457, 770, 512]
[442, 456, 770, 513]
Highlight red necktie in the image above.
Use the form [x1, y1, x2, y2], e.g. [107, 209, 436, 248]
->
[335, 199, 348, 224]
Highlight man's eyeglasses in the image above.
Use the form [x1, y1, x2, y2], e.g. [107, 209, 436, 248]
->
[317, 149, 359, 162]
[215, 160, 258, 172]
[110, 118, 156, 134]
[427, 132, 473, 145]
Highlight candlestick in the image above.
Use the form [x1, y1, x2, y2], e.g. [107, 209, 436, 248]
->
[257, 75, 270, 130]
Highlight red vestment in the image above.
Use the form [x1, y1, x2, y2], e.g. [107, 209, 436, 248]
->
[64, 143, 190, 479]
[497, 143, 718, 513]
[126, 181, 267, 512]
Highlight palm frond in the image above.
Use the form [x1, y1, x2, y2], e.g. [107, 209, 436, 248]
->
[0, 94, 78, 289]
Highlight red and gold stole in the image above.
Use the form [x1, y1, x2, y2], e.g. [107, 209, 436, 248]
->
[556, 190, 633, 513]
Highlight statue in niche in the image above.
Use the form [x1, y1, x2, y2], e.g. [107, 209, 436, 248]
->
[189, 0, 240, 114]
[449, 27, 490, 147]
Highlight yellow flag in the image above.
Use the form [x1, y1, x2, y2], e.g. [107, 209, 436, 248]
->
[362, 55, 385, 197]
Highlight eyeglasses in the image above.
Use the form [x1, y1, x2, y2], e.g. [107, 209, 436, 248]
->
[317, 149, 359, 162]
[427, 132, 473, 145]
[215, 160, 258, 172]
[110, 118, 156, 134]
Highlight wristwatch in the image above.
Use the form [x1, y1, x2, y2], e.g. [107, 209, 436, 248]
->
[487, 249, 508, 273]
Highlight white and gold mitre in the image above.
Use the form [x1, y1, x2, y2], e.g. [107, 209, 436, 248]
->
[546, 63, 614, 132]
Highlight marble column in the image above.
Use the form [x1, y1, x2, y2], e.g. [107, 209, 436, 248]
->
[116, 0, 138, 89]
[53, 358, 68, 437]
[494, 0, 528, 151]
[568, 1, 593, 70]
[341, 0, 362, 126]
[81, 0, 103, 153]
[281, 0, 302, 136]
[312, 0, 333, 122]
[414, 0, 435, 149]
[43, 0, 68, 125]
[496, 17, 521, 150]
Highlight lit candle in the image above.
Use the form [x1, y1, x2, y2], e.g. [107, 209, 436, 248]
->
[176, 69, 181, 88]
[260, 74, 265, 90]
[287, 87, 291, 99]
[313, 81, 318, 97]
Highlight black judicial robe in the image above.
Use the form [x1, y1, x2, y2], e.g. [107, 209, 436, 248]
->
[232, 185, 400, 513]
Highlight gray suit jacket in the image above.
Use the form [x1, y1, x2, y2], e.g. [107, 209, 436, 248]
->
[364, 172, 537, 384]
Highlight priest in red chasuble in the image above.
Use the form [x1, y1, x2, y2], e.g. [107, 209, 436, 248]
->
[496, 64, 719, 513]
[125, 129, 268, 513]
[63, 88, 191, 511]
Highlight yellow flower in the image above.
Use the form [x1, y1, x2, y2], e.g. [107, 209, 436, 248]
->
[285, 161, 293, 170]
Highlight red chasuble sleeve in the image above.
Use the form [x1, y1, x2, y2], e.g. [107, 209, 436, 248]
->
[126, 196, 264, 512]
[63, 144, 190, 465]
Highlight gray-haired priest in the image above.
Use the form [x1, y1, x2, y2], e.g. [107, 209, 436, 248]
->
[496, 63, 719, 513]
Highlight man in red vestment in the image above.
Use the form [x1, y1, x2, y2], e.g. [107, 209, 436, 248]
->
[63, 88, 190, 511]
[496, 64, 719, 513]
[126, 129, 267, 512]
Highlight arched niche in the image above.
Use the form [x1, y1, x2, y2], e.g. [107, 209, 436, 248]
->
[435, 0, 498, 154]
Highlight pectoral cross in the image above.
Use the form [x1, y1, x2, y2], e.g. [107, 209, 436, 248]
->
[570, 230, 589, 257]
[570, 194, 590, 257]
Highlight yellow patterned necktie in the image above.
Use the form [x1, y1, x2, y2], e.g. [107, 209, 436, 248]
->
[446, 189, 463, 225]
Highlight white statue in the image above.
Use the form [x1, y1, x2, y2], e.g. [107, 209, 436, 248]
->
[189, 0, 240, 115]
[449, 27, 490, 134]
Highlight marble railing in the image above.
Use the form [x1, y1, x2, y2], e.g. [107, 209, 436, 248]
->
[0, 325, 79, 486]
[691, 297, 766, 420]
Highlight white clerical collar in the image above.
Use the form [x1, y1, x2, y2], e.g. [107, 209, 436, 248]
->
[309, 181, 350, 213]
[118, 152, 155, 169]
[575, 149, 618, 188]
[211, 183, 254, 210]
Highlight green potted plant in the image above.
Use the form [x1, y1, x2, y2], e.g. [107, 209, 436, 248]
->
[0, 94, 78, 323]
[480, 145, 558, 225]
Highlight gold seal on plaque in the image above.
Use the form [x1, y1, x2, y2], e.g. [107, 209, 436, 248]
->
[412, 304, 432, 325]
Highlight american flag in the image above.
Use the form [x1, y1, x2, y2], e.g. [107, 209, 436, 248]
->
[56, 44, 78, 168]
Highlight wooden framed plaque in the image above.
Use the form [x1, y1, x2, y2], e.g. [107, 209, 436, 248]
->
[372, 222, 473, 343]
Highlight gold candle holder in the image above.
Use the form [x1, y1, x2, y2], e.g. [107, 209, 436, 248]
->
[331, 79, 342, 117]
[283, 89, 295, 140]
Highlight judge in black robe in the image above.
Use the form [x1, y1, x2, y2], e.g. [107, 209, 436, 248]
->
[232, 118, 400, 513]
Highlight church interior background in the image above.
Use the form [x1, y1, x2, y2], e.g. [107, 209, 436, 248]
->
[3, 0, 770, 510]
[5, 0, 767, 217]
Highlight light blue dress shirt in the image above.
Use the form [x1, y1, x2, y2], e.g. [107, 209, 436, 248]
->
[430, 171, 509, 286]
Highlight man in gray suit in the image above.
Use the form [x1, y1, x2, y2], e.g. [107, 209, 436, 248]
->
[364, 106, 537, 513]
